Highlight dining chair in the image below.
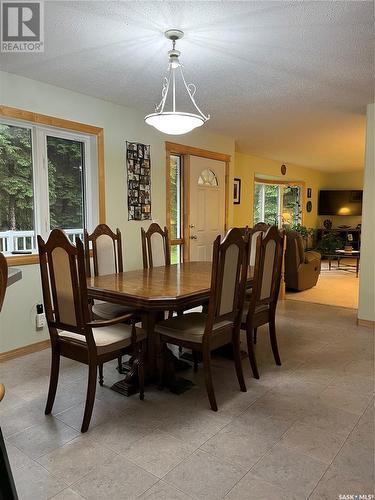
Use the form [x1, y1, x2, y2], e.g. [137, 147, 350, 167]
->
[0, 253, 18, 500]
[84, 224, 141, 374]
[141, 223, 170, 268]
[245, 223, 271, 338]
[241, 226, 285, 380]
[84, 224, 139, 319]
[38, 229, 146, 433]
[155, 228, 249, 411]
[252, 222, 270, 232]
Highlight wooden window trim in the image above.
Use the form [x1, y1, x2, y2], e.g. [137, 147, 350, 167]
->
[254, 178, 306, 225]
[0, 106, 105, 267]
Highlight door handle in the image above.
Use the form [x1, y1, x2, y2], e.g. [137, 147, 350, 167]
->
[189, 224, 195, 228]
[190, 235, 197, 240]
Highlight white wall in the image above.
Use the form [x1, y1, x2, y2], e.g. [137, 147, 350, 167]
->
[0, 70, 235, 352]
[358, 103, 375, 324]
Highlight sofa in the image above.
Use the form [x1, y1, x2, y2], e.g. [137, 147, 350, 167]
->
[285, 231, 321, 291]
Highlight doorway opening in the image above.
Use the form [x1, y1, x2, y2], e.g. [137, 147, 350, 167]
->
[166, 142, 230, 263]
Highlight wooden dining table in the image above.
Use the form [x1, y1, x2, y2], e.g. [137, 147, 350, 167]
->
[87, 261, 217, 395]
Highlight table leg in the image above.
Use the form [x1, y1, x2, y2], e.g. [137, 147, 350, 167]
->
[356, 258, 359, 278]
[329, 258, 332, 270]
[111, 311, 164, 396]
[111, 310, 194, 396]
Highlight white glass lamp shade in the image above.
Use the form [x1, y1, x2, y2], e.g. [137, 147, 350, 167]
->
[145, 112, 204, 135]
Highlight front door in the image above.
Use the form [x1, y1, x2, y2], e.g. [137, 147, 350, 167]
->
[188, 156, 226, 261]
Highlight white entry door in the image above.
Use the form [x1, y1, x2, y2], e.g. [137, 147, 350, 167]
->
[188, 156, 226, 261]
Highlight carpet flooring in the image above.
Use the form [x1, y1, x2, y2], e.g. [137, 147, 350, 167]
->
[286, 259, 359, 309]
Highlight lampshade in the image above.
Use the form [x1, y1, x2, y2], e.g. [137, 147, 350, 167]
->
[145, 29, 209, 136]
[145, 112, 204, 135]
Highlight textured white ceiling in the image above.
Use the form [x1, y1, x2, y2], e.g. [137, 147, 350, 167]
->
[1, 1, 374, 172]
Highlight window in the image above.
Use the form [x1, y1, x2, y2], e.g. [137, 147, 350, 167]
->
[169, 154, 183, 264]
[0, 118, 98, 255]
[254, 181, 302, 227]
[198, 169, 218, 187]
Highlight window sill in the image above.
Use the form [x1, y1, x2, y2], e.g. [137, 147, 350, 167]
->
[6, 254, 39, 266]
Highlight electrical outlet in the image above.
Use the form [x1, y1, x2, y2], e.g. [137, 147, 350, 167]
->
[36, 303, 45, 329]
[36, 312, 46, 329]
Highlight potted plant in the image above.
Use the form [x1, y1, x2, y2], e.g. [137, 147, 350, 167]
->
[284, 223, 315, 249]
[315, 232, 345, 256]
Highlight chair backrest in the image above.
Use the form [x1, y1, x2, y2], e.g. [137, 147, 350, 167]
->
[0, 252, 7, 313]
[248, 222, 270, 267]
[141, 223, 170, 268]
[253, 222, 270, 232]
[38, 229, 90, 335]
[84, 224, 123, 277]
[205, 228, 249, 332]
[246, 226, 284, 319]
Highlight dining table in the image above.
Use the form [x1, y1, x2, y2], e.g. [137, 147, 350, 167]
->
[88, 261, 213, 395]
[87, 261, 253, 396]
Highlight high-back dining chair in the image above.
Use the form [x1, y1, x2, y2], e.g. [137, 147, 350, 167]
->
[84, 224, 140, 374]
[38, 229, 146, 432]
[141, 223, 170, 268]
[155, 228, 249, 411]
[84, 224, 138, 319]
[0, 253, 18, 500]
[84, 223, 123, 277]
[248, 222, 270, 267]
[241, 226, 285, 380]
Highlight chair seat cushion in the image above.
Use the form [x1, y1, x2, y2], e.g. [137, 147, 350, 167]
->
[242, 303, 269, 323]
[58, 324, 145, 355]
[92, 300, 136, 320]
[155, 312, 232, 344]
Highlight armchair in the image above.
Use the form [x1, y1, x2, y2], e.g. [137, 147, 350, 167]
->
[285, 231, 321, 291]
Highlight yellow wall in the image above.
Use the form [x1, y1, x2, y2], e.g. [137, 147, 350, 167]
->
[233, 152, 328, 229]
[234, 152, 364, 230]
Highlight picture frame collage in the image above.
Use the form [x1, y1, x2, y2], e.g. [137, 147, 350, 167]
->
[126, 141, 151, 220]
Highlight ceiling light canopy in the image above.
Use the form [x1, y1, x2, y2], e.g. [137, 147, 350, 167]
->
[145, 29, 210, 135]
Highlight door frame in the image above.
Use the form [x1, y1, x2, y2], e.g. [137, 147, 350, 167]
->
[165, 142, 231, 262]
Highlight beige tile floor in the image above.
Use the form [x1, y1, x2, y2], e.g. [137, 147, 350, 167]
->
[0, 300, 374, 500]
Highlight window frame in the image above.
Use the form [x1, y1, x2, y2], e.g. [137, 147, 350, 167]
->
[0, 106, 105, 266]
[167, 153, 184, 262]
[253, 178, 305, 227]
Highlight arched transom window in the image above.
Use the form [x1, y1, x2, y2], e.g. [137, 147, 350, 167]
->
[198, 169, 218, 186]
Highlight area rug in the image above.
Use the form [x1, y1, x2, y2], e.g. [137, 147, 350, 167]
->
[285, 260, 359, 309]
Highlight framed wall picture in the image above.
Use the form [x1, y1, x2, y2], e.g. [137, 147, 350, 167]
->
[306, 200, 312, 213]
[233, 178, 241, 204]
[126, 141, 151, 220]
[307, 188, 312, 198]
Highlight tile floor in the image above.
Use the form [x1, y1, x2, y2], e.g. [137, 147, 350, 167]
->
[0, 300, 374, 500]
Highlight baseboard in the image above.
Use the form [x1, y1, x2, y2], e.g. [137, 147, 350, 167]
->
[0, 339, 50, 362]
[357, 318, 375, 328]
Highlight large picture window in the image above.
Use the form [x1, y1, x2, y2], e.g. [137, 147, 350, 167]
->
[254, 181, 302, 227]
[0, 119, 98, 255]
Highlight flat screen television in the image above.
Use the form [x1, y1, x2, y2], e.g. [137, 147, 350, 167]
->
[318, 190, 363, 216]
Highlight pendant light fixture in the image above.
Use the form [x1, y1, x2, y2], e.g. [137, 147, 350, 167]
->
[145, 29, 210, 135]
